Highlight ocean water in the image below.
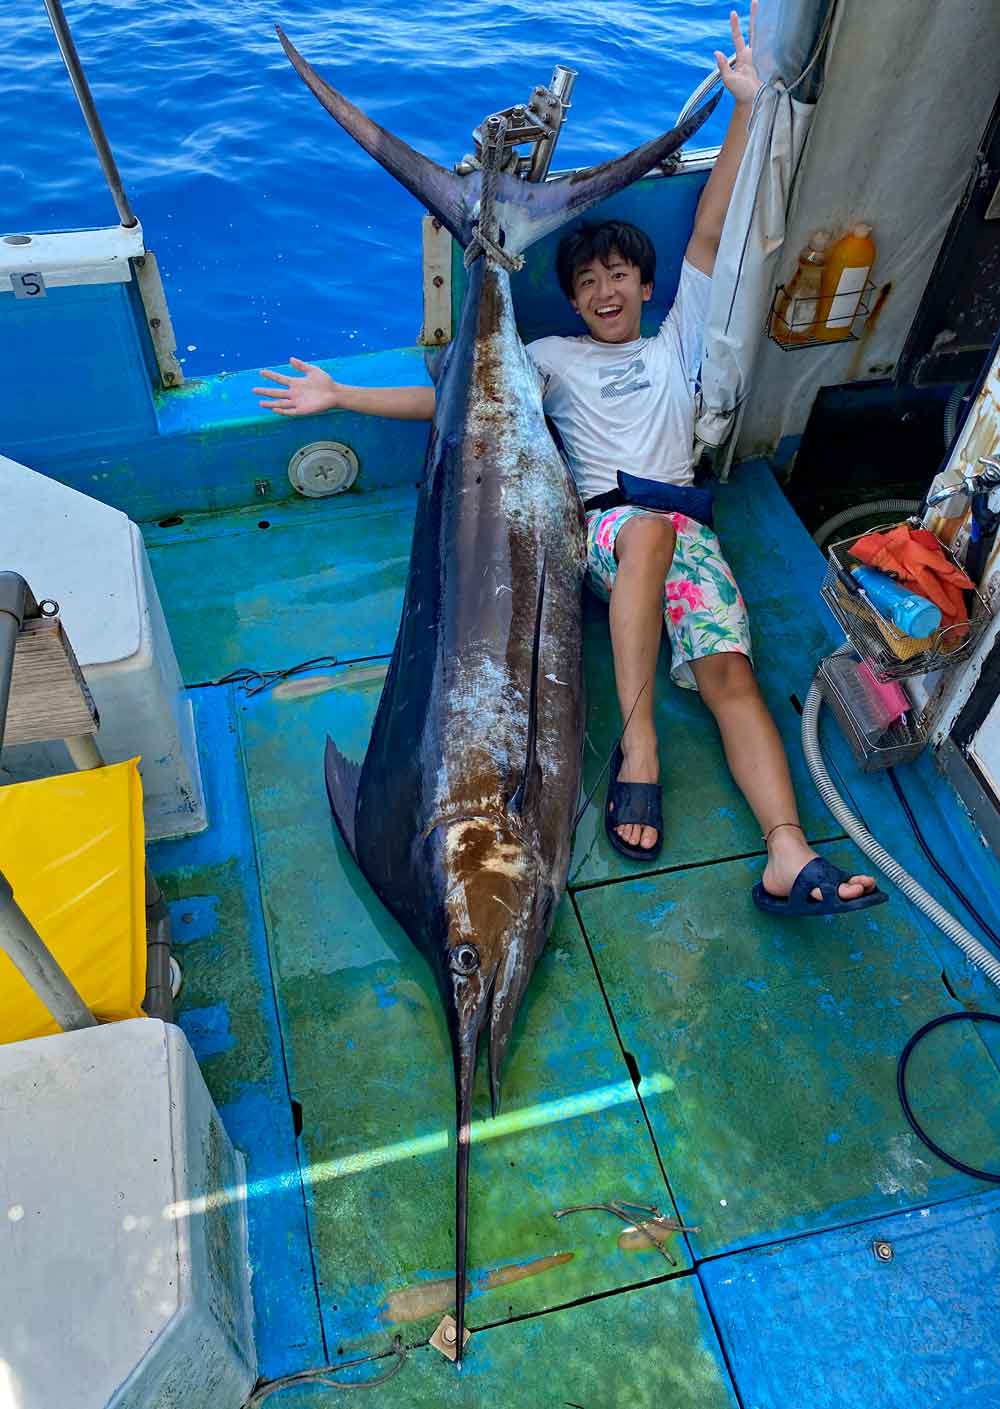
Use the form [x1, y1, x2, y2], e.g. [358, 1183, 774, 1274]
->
[4, 0, 735, 376]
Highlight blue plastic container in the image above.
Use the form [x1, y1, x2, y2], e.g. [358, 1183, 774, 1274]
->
[851, 566, 942, 637]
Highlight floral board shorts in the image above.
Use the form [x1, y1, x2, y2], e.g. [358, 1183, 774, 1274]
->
[586, 505, 753, 692]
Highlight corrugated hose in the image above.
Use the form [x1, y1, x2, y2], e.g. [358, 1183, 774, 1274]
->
[801, 648, 1000, 988]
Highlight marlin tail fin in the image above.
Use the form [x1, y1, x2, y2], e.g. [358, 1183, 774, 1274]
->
[495, 89, 723, 253]
[277, 29, 722, 259]
[277, 27, 475, 246]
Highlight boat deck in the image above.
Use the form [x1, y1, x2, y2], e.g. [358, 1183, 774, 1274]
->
[145, 460, 1000, 1406]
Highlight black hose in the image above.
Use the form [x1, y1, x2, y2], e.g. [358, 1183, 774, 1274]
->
[897, 1012, 1000, 1182]
[887, 769, 1000, 951]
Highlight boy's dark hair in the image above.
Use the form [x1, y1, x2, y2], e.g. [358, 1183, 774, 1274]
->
[555, 220, 656, 301]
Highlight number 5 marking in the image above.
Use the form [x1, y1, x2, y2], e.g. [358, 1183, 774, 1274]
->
[11, 271, 46, 299]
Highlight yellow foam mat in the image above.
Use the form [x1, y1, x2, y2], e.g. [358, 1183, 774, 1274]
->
[0, 760, 146, 1042]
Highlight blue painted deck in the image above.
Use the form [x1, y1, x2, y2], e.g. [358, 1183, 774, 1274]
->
[145, 455, 1000, 1403]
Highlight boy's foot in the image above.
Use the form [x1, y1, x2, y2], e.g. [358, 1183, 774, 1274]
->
[760, 826, 879, 905]
[612, 742, 661, 852]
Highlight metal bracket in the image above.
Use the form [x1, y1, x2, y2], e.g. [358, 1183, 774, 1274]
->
[429, 1313, 470, 1361]
[418, 216, 453, 346]
[455, 65, 577, 184]
[132, 250, 184, 390]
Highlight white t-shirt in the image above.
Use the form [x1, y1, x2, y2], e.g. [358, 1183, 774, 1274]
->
[525, 259, 711, 504]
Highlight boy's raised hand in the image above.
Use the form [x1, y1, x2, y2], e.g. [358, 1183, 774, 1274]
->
[253, 357, 341, 416]
[715, 2, 760, 107]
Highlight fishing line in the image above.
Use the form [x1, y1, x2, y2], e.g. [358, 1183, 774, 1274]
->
[214, 655, 340, 697]
[245, 1337, 407, 1403]
[572, 678, 651, 832]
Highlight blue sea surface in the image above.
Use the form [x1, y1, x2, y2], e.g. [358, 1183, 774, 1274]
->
[4, 0, 736, 376]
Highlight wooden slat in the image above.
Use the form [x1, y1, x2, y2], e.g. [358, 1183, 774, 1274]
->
[5, 617, 98, 746]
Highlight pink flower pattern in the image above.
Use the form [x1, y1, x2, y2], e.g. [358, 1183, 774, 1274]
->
[585, 504, 753, 691]
[666, 579, 706, 611]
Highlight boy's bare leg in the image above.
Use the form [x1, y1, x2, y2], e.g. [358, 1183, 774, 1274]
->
[691, 652, 878, 901]
[608, 515, 677, 850]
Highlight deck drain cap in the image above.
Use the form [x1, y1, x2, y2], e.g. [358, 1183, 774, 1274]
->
[288, 441, 359, 497]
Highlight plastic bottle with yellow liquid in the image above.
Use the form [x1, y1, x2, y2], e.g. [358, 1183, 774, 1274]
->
[817, 223, 875, 340]
[772, 231, 830, 345]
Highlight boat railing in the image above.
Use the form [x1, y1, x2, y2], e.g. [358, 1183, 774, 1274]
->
[42, 0, 136, 229]
[1, 1, 184, 392]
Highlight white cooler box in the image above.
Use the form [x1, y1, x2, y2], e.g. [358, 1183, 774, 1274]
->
[0, 1019, 256, 1409]
[0, 453, 205, 839]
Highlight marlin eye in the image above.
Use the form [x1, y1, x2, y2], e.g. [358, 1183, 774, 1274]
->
[451, 943, 480, 974]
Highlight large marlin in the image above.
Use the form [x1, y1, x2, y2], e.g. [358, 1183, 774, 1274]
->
[277, 27, 719, 1362]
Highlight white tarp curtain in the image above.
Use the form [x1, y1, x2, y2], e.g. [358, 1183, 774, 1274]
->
[695, 83, 815, 461]
[699, 0, 1000, 472]
[694, 0, 831, 471]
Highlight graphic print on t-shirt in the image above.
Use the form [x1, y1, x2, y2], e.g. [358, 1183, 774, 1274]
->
[598, 348, 651, 401]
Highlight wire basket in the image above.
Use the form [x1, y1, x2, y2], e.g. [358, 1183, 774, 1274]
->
[820, 522, 989, 682]
[766, 280, 875, 349]
[816, 652, 929, 772]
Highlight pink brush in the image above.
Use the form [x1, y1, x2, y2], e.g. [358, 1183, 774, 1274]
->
[856, 660, 909, 725]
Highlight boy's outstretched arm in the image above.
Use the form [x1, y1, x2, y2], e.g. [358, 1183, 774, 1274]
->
[686, 2, 761, 277]
[253, 357, 436, 420]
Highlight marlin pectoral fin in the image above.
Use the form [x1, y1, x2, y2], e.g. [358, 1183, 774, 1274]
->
[507, 554, 547, 817]
[496, 87, 723, 254]
[276, 27, 476, 246]
[324, 736, 362, 862]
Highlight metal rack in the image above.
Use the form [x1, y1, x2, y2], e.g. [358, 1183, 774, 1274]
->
[766, 280, 875, 349]
[820, 523, 989, 682]
[816, 651, 930, 772]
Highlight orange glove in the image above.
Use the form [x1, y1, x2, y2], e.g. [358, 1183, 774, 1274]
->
[852, 525, 974, 632]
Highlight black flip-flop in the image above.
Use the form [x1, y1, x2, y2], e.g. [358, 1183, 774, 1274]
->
[752, 856, 888, 917]
[604, 744, 663, 862]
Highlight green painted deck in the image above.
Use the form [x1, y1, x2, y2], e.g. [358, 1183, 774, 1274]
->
[146, 460, 1000, 1403]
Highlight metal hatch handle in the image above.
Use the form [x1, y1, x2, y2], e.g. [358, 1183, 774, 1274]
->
[42, 0, 138, 228]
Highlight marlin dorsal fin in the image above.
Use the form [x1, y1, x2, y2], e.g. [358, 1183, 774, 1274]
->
[508, 554, 547, 817]
[324, 736, 363, 862]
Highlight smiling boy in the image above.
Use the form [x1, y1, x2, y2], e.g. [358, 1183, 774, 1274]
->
[255, 7, 884, 916]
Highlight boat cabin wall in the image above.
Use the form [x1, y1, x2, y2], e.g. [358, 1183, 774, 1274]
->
[1, 254, 432, 523]
[2, 270, 160, 466]
[737, 0, 1000, 469]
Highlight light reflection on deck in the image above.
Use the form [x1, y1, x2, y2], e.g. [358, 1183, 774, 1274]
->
[163, 1071, 673, 1220]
